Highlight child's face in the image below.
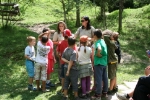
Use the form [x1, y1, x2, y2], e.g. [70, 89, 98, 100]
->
[93, 35, 98, 40]
[29, 39, 36, 46]
[59, 23, 65, 32]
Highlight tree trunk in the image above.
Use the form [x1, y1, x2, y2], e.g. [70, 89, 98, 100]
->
[75, 0, 80, 27]
[61, 0, 67, 23]
[118, 0, 124, 33]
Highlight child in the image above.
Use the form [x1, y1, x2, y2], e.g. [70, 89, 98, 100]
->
[113, 32, 121, 63]
[24, 36, 36, 91]
[61, 37, 79, 100]
[103, 30, 118, 94]
[78, 35, 93, 99]
[91, 29, 108, 100]
[35, 36, 50, 92]
[57, 29, 72, 94]
[42, 28, 55, 88]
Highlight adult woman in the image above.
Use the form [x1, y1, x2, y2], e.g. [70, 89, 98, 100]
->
[74, 16, 95, 40]
[53, 21, 67, 83]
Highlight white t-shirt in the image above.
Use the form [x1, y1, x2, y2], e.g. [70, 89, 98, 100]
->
[78, 46, 92, 64]
[36, 41, 50, 64]
[53, 32, 64, 41]
[25, 46, 35, 60]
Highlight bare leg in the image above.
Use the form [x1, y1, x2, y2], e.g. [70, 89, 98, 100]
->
[63, 89, 68, 97]
[36, 80, 40, 90]
[61, 78, 65, 91]
[29, 77, 33, 84]
[74, 91, 78, 97]
[109, 77, 116, 90]
[42, 81, 46, 91]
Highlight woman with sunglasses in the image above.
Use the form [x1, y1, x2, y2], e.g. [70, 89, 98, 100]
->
[74, 16, 95, 41]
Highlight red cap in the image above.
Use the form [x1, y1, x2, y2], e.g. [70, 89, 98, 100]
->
[80, 35, 88, 42]
[63, 29, 72, 37]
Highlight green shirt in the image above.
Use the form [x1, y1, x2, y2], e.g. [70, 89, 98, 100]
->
[104, 35, 117, 63]
[94, 39, 107, 66]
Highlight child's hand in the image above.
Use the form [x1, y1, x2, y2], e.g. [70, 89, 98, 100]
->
[66, 71, 69, 76]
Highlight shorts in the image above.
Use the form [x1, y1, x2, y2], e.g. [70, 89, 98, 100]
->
[60, 64, 65, 78]
[47, 59, 54, 74]
[34, 63, 47, 81]
[63, 68, 79, 92]
[108, 63, 117, 79]
[25, 60, 34, 77]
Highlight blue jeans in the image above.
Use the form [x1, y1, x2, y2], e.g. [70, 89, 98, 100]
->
[94, 64, 108, 94]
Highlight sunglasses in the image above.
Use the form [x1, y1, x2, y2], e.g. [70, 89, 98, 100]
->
[81, 20, 85, 22]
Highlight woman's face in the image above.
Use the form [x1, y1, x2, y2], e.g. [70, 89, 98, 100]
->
[59, 23, 65, 32]
[81, 18, 88, 27]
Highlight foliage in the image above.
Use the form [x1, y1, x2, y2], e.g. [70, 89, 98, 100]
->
[0, 2, 150, 100]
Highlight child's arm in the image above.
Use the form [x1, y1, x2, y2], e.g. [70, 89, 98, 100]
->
[66, 60, 73, 76]
[24, 55, 34, 61]
[61, 58, 69, 64]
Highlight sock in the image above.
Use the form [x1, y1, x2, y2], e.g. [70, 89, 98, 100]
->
[46, 80, 50, 84]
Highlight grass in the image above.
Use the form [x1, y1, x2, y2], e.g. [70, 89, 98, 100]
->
[0, 2, 150, 100]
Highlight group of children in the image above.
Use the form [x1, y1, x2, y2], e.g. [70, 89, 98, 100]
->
[25, 27, 120, 100]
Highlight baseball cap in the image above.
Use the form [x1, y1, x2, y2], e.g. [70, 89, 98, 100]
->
[63, 29, 72, 37]
[80, 35, 88, 42]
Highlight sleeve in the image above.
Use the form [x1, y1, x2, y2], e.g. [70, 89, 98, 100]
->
[70, 51, 77, 61]
[75, 27, 80, 38]
[96, 43, 101, 50]
[25, 47, 30, 55]
[53, 32, 58, 41]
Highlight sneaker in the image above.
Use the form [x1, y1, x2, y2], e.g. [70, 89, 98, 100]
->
[113, 86, 118, 92]
[101, 92, 108, 98]
[46, 84, 50, 89]
[79, 94, 88, 99]
[91, 94, 101, 100]
[47, 82, 55, 87]
[28, 85, 37, 91]
[107, 90, 115, 95]
[116, 93, 129, 100]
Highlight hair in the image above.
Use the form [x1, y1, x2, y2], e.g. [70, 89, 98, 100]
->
[68, 37, 76, 46]
[94, 29, 102, 39]
[27, 36, 36, 43]
[57, 21, 67, 34]
[42, 28, 50, 33]
[78, 42, 87, 53]
[41, 36, 48, 43]
[81, 16, 91, 30]
[112, 31, 119, 40]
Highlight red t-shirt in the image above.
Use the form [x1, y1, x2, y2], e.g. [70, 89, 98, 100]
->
[57, 40, 78, 64]
[57, 40, 68, 64]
